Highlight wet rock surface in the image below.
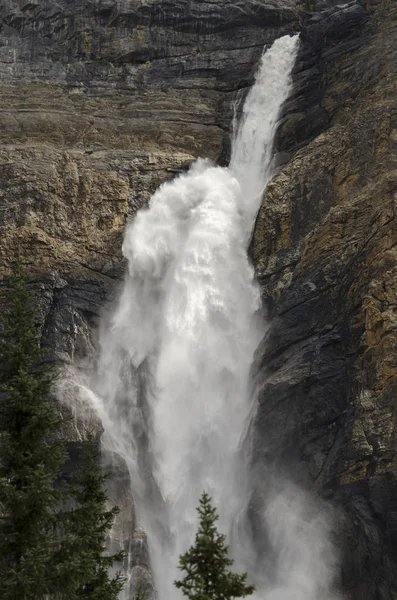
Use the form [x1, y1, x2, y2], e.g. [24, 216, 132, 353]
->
[251, 1, 397, 598]
[1, 0, 397, 598]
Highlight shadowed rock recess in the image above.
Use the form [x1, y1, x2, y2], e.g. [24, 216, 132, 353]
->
[0, 0, 396, 598]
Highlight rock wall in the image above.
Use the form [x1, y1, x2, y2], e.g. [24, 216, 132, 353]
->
[251, 1, 397, 598]
[1, 0, 396, 598]
[0, 0, 297, 275]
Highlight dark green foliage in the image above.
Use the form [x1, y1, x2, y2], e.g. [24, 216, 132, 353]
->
[0, 262, 125, 599]
[174, 492, 255, 600]
[54, 433, 125, 600]
[0, 261, 68, 599]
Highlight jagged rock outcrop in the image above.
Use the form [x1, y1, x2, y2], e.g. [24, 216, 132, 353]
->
[1, 0, 396, 598]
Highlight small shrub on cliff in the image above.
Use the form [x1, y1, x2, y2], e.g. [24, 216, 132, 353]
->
[174, 492, 255, 600]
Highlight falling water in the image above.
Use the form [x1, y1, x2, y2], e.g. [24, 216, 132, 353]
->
[230, 35, 299, 223]
[74, 33, 339, 600]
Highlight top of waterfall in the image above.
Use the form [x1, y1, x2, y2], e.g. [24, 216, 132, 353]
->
[229, 34, 300, 225]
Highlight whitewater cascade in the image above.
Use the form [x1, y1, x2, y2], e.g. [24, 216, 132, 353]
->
[76, 33, 339, 600]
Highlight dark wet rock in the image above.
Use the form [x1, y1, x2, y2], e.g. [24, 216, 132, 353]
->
[275, 1, 369, 153]
[252, 1, 397, 597]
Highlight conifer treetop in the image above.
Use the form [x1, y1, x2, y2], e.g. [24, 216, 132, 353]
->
[174, 492, 255, 600]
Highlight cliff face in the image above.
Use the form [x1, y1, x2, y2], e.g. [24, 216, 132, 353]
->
[0, 0, 297, 276]
[0, 0, 396, 598]
[252, 1, 397, 598]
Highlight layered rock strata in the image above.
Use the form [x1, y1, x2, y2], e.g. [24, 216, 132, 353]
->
[1, 0, 396, 598]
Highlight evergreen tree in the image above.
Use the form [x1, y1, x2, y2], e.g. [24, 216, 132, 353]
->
[0, 261, 68, 599]
[174, 492, 255, 600]
[54, 432, 125, 600]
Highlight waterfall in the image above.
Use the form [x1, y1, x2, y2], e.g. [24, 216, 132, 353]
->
[230, 35, 300, 225]
[76, 33, 339, 600]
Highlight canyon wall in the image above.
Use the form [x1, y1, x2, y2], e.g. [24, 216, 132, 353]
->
[1, 0, 396, 598]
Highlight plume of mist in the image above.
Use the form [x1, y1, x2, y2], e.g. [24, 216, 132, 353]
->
[262, 482, 340, 600]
